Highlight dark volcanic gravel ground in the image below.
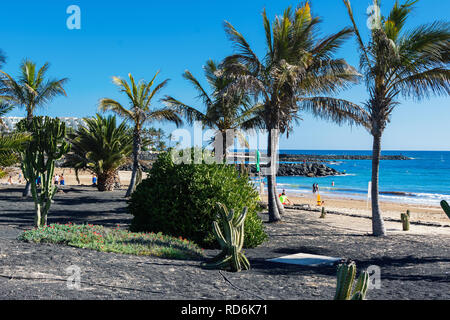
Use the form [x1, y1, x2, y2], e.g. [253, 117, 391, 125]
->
[0, 185, 449, 300]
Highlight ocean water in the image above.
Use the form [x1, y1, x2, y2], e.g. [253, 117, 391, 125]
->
[258, 150, 450, 206]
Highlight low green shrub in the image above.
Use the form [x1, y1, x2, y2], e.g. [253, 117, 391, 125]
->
[128, 149, 267, 249]
[19, 223, 204, 260]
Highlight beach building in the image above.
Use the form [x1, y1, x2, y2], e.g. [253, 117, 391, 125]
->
[0, 117, 86, 132]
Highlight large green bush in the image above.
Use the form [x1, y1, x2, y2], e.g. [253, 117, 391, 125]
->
[128, 149, 267, 248]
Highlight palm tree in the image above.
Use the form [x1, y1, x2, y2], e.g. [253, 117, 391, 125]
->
[0, 59, 68, 196]
[221, 3, 362, 222]
[141, 127, 167, 151]
[99, 72, 182, 197]
[0, 59, 68, 123]
[343, 0, 450, 236]
[64, 114, 133, 191]
[162, 59, 264, 158]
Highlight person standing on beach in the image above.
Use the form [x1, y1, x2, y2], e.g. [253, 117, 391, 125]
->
[60, 174, 65, 186]
[54, 174, 59, 186]
[312, 183, 316, 194]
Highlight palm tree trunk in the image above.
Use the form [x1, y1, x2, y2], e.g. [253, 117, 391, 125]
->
[22, 111, 34, 198]
[267, 128, 281, 222]
[272, 129, 285, 215]
[126, 128, 141, 197]
[23, 182, 32, 197]
[222, 131, 228, 161]
[371, 132, 387, 236]
[97, 172, 116, 191]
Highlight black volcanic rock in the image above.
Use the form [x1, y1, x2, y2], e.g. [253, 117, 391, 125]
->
[248, 162, 343, 177]
[278, 153, 411, 161]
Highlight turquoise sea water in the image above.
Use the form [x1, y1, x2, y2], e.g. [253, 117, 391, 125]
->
[258, 150, 450, 206]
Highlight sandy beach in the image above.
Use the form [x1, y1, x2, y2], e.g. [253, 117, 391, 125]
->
[277, 193, 449, 226]
[0, 167, 147, 188]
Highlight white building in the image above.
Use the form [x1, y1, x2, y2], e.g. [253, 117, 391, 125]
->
[0, 117, 86, 132]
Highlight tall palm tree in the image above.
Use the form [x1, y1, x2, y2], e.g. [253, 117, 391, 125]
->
[162, 59, 264, 158]
[0, 59, 68, 123]
[99, 72, 183, 197]
[0, 59, 68, 196]
[343, 0, 450, 236]
[64, 114, 133, 191]
[222, 3, 362, 222]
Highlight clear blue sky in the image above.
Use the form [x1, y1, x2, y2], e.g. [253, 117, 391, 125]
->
[1, 0, 449, 150]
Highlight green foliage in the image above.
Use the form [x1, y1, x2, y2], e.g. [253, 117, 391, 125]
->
[16, 116, 70, 227]
[128, 149, 267, 249]
[202, 203, 250, 272]
[64, 114, 133, 191]
[0, 132, 31, 167]
[19, 223, 204, 260]
[440, 200, 450, 219]
[334, 261, 369, 300]
[401, 210, 410, 231]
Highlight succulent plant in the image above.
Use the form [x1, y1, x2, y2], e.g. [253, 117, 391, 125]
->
[334, 261, 369, 300]
[17, 117, 70, 227]
[202, 203, 250, 272]
[441, 200, 450, 219]
[401, 210, 410, 231]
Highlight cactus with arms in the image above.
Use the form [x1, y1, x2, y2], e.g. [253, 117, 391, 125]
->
[441, 200, 450, 219]
[17, 117, 70, 227]
[334, 261, 369, 300]
[401, 210, 410, 231]
[202, 203, 250, 272]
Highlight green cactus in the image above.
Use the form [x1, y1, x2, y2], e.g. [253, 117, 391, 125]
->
[440, 200, 450, 219]
[202, 203, 250, 272]
[334, 261, 369, 300]
[320, 207, 326, 218]
[17, 117, 70, 228]
[401, 210, 410, 231]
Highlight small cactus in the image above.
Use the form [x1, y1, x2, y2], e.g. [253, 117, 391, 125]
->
[202, 203, 250, 272]
[334, 261, 369, 300]
[401, 210, 410, 231]
[320, 207, 326, 218]
[441, 200, 450, 219]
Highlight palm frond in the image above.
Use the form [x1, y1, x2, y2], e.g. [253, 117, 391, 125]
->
[299, 96, 371, 129]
